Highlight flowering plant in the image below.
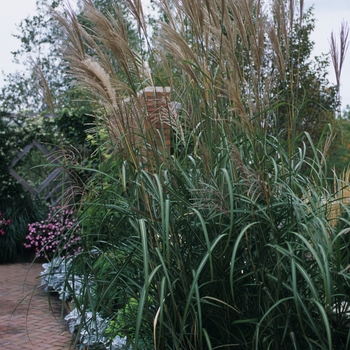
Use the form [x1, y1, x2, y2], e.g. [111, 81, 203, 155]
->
[0, 211, 11, 236]
[24, 206, 82, 260]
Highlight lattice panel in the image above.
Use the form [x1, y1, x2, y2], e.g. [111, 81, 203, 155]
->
[9, 140, 69, 205]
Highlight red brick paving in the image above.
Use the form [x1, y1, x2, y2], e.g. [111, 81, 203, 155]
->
[0, 263, 74, 349]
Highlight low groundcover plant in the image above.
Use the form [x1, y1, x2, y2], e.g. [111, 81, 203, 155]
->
[24, 206, 82, 260]
[41, 257, 129, 350]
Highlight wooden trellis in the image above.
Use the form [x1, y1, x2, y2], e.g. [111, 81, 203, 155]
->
[8, 87, 175, 204]
[9, 139, 69, 206]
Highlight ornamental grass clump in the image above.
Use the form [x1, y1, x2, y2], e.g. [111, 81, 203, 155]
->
[25, 206, 82, 260]
[43, 0, 350, 348]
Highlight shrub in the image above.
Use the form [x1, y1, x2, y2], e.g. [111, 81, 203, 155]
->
[0, 113, 60, 199]
[0, 108, 97, 263]
[0, 113, 61, 263]
[0, 211, 11, 236]
[24, 206, 82, 260]
[0, 196, 47, 263]
[0, 210, 14, 263]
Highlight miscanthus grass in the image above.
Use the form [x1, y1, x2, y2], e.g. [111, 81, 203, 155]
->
[40, 0, 350, 349]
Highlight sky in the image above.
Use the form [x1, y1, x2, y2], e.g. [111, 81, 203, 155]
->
[304, 0, 350, 109]
[0, 0, 38, 87]
[0, 0, 349, 109]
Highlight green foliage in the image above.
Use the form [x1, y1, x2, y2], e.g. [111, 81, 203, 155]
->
[90, 247, 142, 314]
[272, 8, 338, 147]
[32, 0, 350, 349]
[115, 132, 349, 349]
[0, 113, 57, 262]
[0, 0, 141, 113]
[57, 109, 93, 146]
[106, 298, 140, 338]
[25, 206, 82, 260]
[0, 196, 47, 263]
[0, 108, 95, 263]
[327, 105, 350, 172]
[0, 0, 66, 112]
[78, 166, 131, 248]
[106, 296, 153, 349]
[65, 130, 350, 349]
[0, 112, 59, 198]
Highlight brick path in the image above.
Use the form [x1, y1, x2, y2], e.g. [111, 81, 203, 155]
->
[0, 263, 74, 349]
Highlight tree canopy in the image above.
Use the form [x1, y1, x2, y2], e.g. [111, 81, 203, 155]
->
[0, 0, 141, 113]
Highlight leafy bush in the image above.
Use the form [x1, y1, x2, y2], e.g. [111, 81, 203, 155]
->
[0, 113, 60, 262]
[0, 196, 47, 263]
[0, 210, 15, 262]
[24, 206, 82, 260]
[105, 296, 153, 349]
[0, 211, 11, 236]
[0, 113, 59, 198]
[0, 108, 98, 263]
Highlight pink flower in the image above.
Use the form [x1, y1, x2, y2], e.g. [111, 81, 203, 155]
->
[23, 205, 82, 259]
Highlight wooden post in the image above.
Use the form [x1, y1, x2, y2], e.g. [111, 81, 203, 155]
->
[139, 86, 172, 151]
